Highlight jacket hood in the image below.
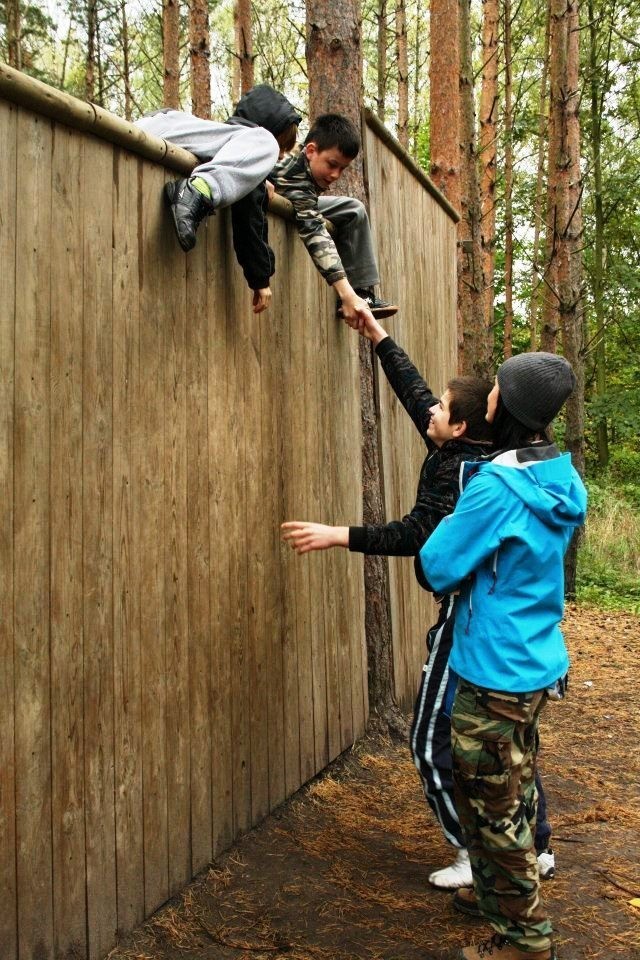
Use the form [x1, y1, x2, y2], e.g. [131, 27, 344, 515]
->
[232, 84, 301, 136]
[463, 443, 587, 529]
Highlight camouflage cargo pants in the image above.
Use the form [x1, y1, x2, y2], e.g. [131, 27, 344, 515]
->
[451, 680, 553, 953]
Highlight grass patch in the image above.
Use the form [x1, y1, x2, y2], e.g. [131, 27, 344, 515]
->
[577, 477, 640, 613]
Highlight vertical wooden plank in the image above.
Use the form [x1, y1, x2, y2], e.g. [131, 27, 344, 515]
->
[0, 98, 17, 960]
[13, 108, 54, 960]
[324, 306, 354, 752]
[163, 175, 191, 896]
[303, 280, 329, 773]
[138, 162, 169, 913]
[244, 286, 270, 826]
[112, 147, 144, 934]
[186, 217, 213, 873]
[82, 136, 117, 959]
[50, 123, 87, 958]
[288, 258, 315, 785]
[313, 285, 342, 763]
[226, 220, 252, 835]
[262, 219, 286, 809]
[208, 214, 234, 855]
[344, 315, 367, 738]
[277, 227, 301, 798]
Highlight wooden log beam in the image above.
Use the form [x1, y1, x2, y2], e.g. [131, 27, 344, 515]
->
[0, 61, 332, 228]
[364, 108, 460, 223]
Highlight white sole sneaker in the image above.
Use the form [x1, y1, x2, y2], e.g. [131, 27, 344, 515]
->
[537, 848, 556, 880]
[429, 848, 473, 889]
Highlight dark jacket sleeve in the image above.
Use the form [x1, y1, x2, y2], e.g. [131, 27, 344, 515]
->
[347, 455, 458, 556]
[231, 182, 275, 290]
[348, 510, 440, 556]
[375, 337, 438, 445]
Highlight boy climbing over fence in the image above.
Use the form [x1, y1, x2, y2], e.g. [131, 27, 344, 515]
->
[136, 92, 396, 325]
[135, 84, 301, 314]
[270, 112, 397, 324]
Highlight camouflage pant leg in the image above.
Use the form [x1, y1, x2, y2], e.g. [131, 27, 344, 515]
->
[451, 680, 553, 953]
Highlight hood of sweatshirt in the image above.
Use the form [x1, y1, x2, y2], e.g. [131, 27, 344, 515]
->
[231, 84, 301, 136]
[461, 443, 587, 531]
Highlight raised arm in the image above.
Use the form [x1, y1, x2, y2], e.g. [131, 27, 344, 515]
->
[360, 316, 437, 444]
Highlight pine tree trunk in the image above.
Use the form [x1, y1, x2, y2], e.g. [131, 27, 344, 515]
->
[305, 0, 402, 734]
[539, 0, 573, 353]
[377, 0, 388, 121]
[588, 0, 608, 466]
[503, 0, 514, 358]
[7, 0, 22, 70]
[120, 0, 133, 120]
[306, 0, 364, 193]
[430, 0, 461, 354]
[528, 0, 551, 350]
[86, 0, 97, 102]
[458, 0, 487, 376]
[395, 0, 409, 147]
[412, 0, 423, 155]
[550, 0, 584, 596]
[189, 0, 211, 117]
[479, 0, 498, 343]
[163, 0, 181, 109]
[234, 0, 254, 96]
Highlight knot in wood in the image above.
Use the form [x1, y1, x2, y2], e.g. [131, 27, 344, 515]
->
[329, 37, 343, 51]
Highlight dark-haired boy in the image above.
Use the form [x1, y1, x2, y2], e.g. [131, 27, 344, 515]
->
[282, 315, 554, 891]
[135, 84, 301, 313]
[270, 113, 398, 326]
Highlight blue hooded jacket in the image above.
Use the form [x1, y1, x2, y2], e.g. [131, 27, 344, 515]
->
[418, 444, 587, 693]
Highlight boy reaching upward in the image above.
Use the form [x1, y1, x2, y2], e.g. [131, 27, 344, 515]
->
[282, 315, 554, 891]
[270, 113, 397, 325]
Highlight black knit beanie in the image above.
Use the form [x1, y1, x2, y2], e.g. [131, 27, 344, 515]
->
[497, 352, 576, 431]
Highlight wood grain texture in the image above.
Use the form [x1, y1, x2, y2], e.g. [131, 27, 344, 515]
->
[0, 90, 453, 959]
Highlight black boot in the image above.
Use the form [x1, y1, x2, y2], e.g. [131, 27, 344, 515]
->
[164, 178, 215, 252]
[353, 287, 398, 319]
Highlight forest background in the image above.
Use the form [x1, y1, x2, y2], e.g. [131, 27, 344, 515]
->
[1, 0, 639, 615]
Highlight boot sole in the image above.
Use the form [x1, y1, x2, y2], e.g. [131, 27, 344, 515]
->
[337, 305, 399, 321]
[164, 181, 196, 252]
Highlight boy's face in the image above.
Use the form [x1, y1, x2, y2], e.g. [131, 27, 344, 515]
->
[427, 390, 466, 448]
[304, 142, 353, 190]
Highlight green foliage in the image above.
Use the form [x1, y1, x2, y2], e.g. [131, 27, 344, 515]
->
[577, 477, 640, 613]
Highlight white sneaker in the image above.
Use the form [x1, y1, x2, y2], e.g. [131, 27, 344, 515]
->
[537, 848, 556, 880]
[428, 847, 473, 889]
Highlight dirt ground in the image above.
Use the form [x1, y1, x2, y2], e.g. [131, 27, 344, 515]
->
[108, 605, 640, 960]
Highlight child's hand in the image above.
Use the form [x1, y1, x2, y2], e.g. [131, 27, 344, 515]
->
[253, 287, 272, 313]
[265, 180, 275, 202]
[341, 295, 374, 332]
[281, 521, 349, 554]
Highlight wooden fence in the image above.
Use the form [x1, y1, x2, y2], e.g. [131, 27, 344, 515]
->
[0, 66, 457, 960]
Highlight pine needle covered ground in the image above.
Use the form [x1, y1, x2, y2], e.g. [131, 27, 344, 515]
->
[109, 605, 640, 960]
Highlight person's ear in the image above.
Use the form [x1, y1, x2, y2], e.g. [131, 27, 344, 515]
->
[451, 420, 467, 439]
[304, 141, 318, 160]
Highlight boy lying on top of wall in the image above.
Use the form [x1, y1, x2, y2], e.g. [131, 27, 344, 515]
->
[135, 87, 397, 325]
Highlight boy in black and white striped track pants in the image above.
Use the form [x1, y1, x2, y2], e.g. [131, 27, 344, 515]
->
[282, 315, 554, 890]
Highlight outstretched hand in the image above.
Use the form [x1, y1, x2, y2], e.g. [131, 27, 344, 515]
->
[281, 521, 349, 554]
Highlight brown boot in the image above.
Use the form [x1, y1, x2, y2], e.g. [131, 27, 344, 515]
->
[453, 886, 482, 918]
[458, 933, 556, 959]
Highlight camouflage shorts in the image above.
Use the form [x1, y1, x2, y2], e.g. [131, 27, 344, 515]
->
[451, 680, 553, 952]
